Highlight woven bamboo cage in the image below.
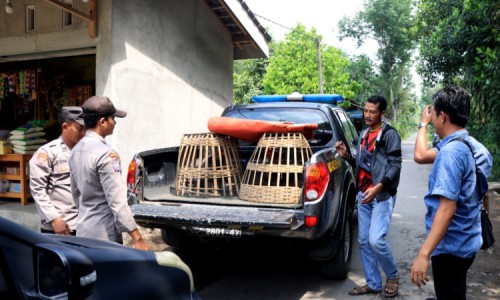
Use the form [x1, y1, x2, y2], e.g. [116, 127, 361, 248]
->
[175, 133, 242, 197]
[239, 132, 312, 204]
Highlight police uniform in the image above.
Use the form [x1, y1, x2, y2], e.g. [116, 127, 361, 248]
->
[69, 131, 137, 243]
[30, 137, 78, 232]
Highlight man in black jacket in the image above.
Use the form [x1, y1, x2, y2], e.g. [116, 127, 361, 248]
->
[336, 95, 402, 298]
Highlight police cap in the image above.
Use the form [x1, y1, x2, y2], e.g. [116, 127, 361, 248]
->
[61, 106, 85, 125]
[82, 96, 127, 118]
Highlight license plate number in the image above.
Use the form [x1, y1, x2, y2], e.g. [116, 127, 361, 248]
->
[189, 227, 242, 238]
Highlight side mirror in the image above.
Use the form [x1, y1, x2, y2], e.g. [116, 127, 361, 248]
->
[35, 243, 96, 300]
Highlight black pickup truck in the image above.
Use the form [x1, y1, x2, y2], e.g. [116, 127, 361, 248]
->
[127, 94, 360, 279]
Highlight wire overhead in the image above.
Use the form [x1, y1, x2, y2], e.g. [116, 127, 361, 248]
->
[252, 12, 293, 31]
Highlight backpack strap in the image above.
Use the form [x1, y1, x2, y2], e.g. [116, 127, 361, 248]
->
[448, 137, 484, 205]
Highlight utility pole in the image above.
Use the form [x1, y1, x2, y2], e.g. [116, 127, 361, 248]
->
[316, 38, 324, 94]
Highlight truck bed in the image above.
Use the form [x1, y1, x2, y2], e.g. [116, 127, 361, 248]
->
[143, 185, 303, 209]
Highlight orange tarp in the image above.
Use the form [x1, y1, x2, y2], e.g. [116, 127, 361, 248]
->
[208, 116, 318, 143]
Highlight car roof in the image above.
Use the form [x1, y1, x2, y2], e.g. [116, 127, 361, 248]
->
[225, 101, 344, 112]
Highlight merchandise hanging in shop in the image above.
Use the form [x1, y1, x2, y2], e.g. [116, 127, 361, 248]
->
[0, 69, 37, 101]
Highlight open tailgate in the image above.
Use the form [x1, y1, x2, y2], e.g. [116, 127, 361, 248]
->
[131, 203, 302, 229]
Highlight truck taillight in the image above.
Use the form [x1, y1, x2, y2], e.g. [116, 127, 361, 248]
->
[127, 160, 137, 193]
[304, 162, 329, 201]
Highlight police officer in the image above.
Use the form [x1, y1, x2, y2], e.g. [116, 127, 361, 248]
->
[69, 96, 149, 250]
[30, 106, 86, 235]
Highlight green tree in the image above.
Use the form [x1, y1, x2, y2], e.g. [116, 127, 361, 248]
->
[233, 56, 269, 104]
[391, 88, 419, 139]
[338, 0, 416, 121]
[419, 85, 442, 108]
[414, 0, 499, 179]
[263, 24, 359, 100]
[347, 54, 381, 104]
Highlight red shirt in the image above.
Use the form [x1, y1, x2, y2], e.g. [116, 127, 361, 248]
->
[358, 127, 382, 192]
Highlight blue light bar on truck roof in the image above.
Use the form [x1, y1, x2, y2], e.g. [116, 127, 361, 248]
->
[252, 93, 344, 104]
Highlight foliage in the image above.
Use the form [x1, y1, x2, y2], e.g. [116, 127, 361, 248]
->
[469, 118, 500, 180]
[338, 0, 416, 121]
[347, 54, 381, 104]
[262, 24, 359, 100]
[418, 85, 443, 108]
[414, 0, 499, 180]
[233, 56, 269, 104]
[391, 89, 419, 140]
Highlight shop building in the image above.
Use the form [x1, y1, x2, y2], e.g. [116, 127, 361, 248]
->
[0, 0, 269, 170]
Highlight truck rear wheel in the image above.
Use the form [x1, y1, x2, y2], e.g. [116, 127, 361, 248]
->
[318, 208, 353, 279]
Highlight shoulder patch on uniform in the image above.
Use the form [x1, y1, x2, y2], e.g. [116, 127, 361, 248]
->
[109, 151, 121, 172]
[109, 152, 120, 159]
[35, 152, 49, 165]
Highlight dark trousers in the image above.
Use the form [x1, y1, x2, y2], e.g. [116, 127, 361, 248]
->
[431, 253, 475, 300]
[40, 228, 76, 236]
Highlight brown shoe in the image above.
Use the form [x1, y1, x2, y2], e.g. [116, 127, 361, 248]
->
[384, 276, 399, 298]
[348, 284, 382, 296]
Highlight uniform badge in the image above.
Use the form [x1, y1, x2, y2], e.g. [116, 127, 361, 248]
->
[58, 162, 69, 173]
[109, 152, 121, 172]
[36, 152, 48, 166]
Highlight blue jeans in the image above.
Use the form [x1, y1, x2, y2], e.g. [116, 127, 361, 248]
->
[357, 192, 398, 290]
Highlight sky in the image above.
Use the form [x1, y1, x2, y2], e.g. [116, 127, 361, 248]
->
[243, 0, 421, 95]
[244, 0, 379, 60]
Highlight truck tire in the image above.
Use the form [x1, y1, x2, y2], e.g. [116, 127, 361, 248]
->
[318, 208, 353, 279]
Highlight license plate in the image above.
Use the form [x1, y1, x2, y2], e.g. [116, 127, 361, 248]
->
[188, 226, 242, 238]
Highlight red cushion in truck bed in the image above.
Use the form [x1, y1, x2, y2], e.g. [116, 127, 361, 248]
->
[208, 116, 318, 143]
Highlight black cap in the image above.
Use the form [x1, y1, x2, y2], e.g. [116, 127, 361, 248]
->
[61, 106, 84, 125]
[82, 96, 127, 118]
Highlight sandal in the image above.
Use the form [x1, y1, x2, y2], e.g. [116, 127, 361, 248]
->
[384, 277, 399, 298]
[349, 284, 382, 296]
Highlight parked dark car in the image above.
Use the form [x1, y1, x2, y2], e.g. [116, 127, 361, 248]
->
[0, 216, 200, 300]
[127, 93, 359, 279]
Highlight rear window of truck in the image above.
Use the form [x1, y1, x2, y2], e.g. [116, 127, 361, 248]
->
[224, 108, 333, 146]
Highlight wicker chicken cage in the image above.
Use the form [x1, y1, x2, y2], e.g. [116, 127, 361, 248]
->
[239, 132, 312, 204]
[175, 133, 242, 197]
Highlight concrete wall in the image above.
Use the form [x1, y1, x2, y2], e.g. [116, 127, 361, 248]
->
[0, 0, 96, 55]
[100, 0, 234, 168]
